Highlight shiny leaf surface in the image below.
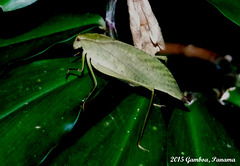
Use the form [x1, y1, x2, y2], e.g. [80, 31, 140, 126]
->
[168, 95, 240, 165]
[0, 13, 105, 68]
[0, 12, 108, 165]
[43, 89, 167, 166]
[0, 54, 108, 165]
[207, 0, 240, 25]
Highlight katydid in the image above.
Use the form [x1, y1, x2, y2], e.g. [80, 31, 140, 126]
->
[68, 33, 183, 151]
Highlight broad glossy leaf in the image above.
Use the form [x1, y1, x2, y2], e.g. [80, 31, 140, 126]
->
[0, 13, 105, 68]
[0, 46, 108, 165]
[42, 89, 167, 166]
[1, 57, 80, 118]
[207, 0, 240, 25]
[167, 95, 240, 165]
[0, 0, 37, 12]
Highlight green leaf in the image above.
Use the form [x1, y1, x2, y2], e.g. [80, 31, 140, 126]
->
[42, 89, 167, 165]
[0, 0, 37, 12]
[168, 95, 240, 165]
[207, 0, 240, 25]
[0, 47, 108, 165]
[0, 0, 9, 6]
[225, 87, 240, 107]
[0, 13, 105, 69]
[0, 12, 108, 163]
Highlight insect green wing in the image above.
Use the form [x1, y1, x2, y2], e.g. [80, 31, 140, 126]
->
[74, 33, 183, 100]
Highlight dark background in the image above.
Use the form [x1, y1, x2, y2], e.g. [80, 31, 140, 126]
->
[1, 0, 240, 56]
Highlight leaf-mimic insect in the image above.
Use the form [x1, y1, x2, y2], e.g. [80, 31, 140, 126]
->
[68, 33, 184, 151]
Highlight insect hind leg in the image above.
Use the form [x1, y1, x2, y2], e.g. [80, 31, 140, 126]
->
[81, 56, 98, 111]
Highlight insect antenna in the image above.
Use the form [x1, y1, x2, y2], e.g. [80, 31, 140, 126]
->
[137, 90, 155, 152]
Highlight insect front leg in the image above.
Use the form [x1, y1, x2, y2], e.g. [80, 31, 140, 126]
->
[137, 89, 155, 152]
[81, 56, 98, 111]
[66, 52, 86, 79]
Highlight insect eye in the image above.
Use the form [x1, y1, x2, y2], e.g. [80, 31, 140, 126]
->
[76, 38, 81, 42]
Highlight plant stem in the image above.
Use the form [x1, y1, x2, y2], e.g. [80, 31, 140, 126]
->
[105, 0, 118, 39]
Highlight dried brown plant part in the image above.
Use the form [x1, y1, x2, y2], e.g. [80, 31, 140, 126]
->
[127, 0, 165, 55]
[183, 44, 218, 63]
[160, 43, 218, 63]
